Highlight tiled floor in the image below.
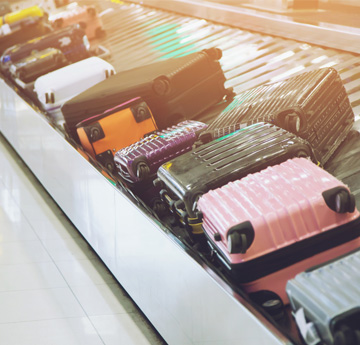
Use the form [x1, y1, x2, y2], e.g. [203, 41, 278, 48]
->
[0, 134, 166, 345]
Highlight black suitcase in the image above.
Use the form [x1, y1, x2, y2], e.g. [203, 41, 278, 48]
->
[0, 17, 51, 55]
[198, 68, 354, 165]
[1, 25, 90, 71]
[325, 130, 360, 205]
[0, 2, 10, 16]
[61, 47, 232, 142]
[155, 122, 316, 231]
[9, 48, 69, 83]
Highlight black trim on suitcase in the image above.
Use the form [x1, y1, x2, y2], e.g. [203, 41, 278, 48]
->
[205, 216, 360, 282]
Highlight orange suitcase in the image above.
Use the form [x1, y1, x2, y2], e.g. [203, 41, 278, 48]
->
[76, 97, 157, 173]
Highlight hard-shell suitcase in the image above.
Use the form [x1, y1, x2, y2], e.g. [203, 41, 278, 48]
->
[0, 17, 51, 55]
[9, 48, 69, 84]
[50, 5, 104, 40]
[1, 25, 90, 71]
[0, 5, 44, 26]
[76, 97, 157, 173]
[0, 2, 10, 16]
[155, 122, 316, 229]
[61, 47, 231, 142]
[198, 68, 354, 165]
[34, 57, 115, 124]
[325, 130, 360, 205]
[286, 248, 360, 345]
[114, 120, 208, 184]
[197, 158, 360, 304]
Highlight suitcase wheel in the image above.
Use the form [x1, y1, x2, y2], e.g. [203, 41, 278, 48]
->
[152, 77, 171, 96]
[153, 178, 164, 188]
[249, 290, 284, 322]
[151, 198, 167, 217]
[202, 47, 222, 60]
[87, 7, 97, 17]
[45, 92, 55, 104]
[333, 326, 360, 345]
[227, 221, 254, 254]
[295, 150, 309, 158]
[79, 21, 87, 30]
[95, 27, 106, 38]
[53, 18, 64, 28]
[284, 113, 301, 133]
[105, 69, 115, 79]
[135, 162, 150, 180]
[323, 187, 355, 214]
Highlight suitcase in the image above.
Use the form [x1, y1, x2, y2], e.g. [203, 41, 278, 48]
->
[286, 248, 360, 345]
[325, 130, 360, 206]
[1, 25, 90, 71]
[61, 47, 232, 142]
[197, 157, 360, 305]
[9, 48, 69, 84]
[50, 5, 104, 40]
[34, 57, 115, 124]
[114, 120, 208, 184]
[198, 68, 354, 165]
[0, 17, 51, 55]
[155, 122, 316, 231]
[76, 97, 157, 173]
[0, 2, 10, 16]
[0, 5, 44, 26]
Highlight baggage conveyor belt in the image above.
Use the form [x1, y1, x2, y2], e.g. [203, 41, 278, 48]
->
[1, 1, 360, 344]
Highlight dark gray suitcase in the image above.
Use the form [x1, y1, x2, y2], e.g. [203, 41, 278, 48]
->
[9, 48, 69, 83]
[155, 122, 316, 230]
[198, 68, 354, 165]
[61, 47, 233, 142]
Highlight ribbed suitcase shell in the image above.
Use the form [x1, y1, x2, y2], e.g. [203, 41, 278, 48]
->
[34, 57, 115, 123]
[287, 249, 360, 345]
[50, 5, 103, 40]
[156, 122, 315, 220]
[76, 97, 157, 172]
[198, 158, 360, 302]
[0, 17, 51, 55]
[9, 48, 69, 83]
[61, 47, 229, 141]
[114, 120, 208, 184]
[201, 68, 354, 165]
[1, 25, 90, 70]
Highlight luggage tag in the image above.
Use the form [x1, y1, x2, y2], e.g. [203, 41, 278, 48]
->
[294, 308, 321, 345]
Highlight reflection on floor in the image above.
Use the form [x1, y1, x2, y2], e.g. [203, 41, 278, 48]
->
[0, 134, 166, 345]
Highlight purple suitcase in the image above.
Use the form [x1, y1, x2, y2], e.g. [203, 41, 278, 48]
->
[114, 120, 208, 184]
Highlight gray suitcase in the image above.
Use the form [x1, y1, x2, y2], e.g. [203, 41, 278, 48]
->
[286, 248, 360, 345]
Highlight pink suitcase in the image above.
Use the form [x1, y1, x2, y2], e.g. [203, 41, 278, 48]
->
[50, 5, 104, 40]
[197, 158, 360, 305]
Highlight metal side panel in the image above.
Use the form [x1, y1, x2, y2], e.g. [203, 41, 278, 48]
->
[0, 79, 291, 345]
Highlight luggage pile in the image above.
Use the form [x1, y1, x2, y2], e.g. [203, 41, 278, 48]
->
[1, 3, 360, 344]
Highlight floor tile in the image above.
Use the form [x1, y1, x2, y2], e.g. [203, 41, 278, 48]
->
[0, 262, 67, 292]
[56, 258, 116, 287]
[30, 216, 80, 241]
[90, 313, 166, 345]
[0, 287, 85, 323]
[0, 317, 104, 345]
[0, 241, 52, 265]
[71, 283, 137, 316]
[41, 236, 97, 262]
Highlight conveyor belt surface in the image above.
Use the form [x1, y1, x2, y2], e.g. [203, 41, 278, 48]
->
[89, 1, 360, 119]
[3, 1, 360, 344]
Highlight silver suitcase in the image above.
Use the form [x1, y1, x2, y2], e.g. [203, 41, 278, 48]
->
[286, 249, 360, 345]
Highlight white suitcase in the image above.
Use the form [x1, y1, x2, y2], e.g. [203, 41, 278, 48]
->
[34, 56, 115, 125]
